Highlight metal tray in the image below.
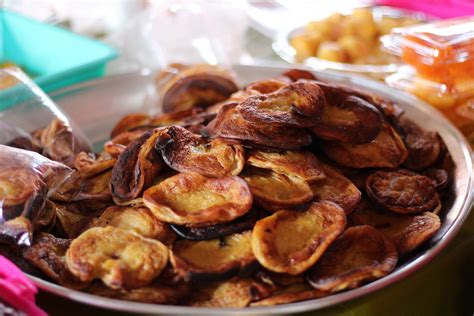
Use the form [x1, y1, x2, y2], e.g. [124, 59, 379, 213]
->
[30, 65, 473, 314]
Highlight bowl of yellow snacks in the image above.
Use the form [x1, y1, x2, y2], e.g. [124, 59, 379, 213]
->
[273, 6, 430, 78]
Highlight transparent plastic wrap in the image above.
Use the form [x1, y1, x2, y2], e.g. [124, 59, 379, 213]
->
[0, 145, 73, 246]
[386, 66, 474, 109]
[383, 17, 474, 147]
[381, 17, 474, 83]
[105, 0, 247, 73]
[386, 66, 474, 147]
[0, 67, 90, 166]
[0, 67, 91, 246]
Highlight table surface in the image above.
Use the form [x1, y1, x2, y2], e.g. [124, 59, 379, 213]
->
[37, 212, 474, 316]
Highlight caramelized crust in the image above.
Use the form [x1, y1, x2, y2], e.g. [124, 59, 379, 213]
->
[400, 118, 442, 170]
[185, 278, 272, 307]
[143, 173, 252, 227]
[72, 170, 113, 207]
[247, 150, 325, 181]
[238, 82, 325, 127]
[245, 79, 288, 95]
[23, 233, 87, 289]
[366, 169, 441, 214]
[322, 123, 408, 168]
[309, 163, 361, 214]
[110, 114, 152, 138]
[74, 152, 116, 178]
[420, 168, 449, 191]
[171, 209, 266, 240]
[40, 118, 78, 166]
[170, 231, 256, 281]
[87, 206, 176, 244]
[0, 167, 43, 209]
[104, 129, 150, 157]
[241, 167, 313, 211]
[307, 225, 398, 292]
[1, 66, 455, 309]
[251, 202, 346, 275]
[310, 83, 383, 144]
[281, 69, 318, 82]
[157, 126, 244, 177]
[158, 64, 238, 113]
[206, 103, 312, 150]
[110, 129, 164, 204]
[110, 109, 206, 138]
[66, 227, 169, 289]
[349, 200, 441, 255]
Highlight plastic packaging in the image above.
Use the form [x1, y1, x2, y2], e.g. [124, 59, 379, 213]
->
[0, 67, 90, 166]
[0, 255, 46, 316]
[105, 0, 247, 73]
[0, 67, 91, 246]
[0, 144, 72, 247]
[386, 66, 474, 146]
[381, 17, 474, 83]
[386, 66, 474, 107]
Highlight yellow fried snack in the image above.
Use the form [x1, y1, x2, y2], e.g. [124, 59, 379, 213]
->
[307, 225, 398, 292]
[87, 206, 176, 245]
[0, 167, 43, 209]
[23, 233, 88, 290]
[158, 64, 238, 113]
[110, 129, 165, 204]
[365, 169, 441, 214]
[74, 151, 116, 178]
[237, 81, 325, 127]
[143, 172, 252, 227]
[322, 123, 408, 168]
[66, 226, 169, 289]
[349, 199, 441, 255]
[251, 202, 346, 275]
[170, 231, 256, 281]
[7, 67, 454, 309]
[186, 278, 272, 308]
[206, 102, 312, 150]
[156, 126, 245, 177]
[241, 167, 313, 211]
[246, 150, 325, 181]
[310, 83, 383, 144]
[309, 163, 361, 214]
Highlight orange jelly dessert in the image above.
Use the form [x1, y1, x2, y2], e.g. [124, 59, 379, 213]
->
[382, 17, 474, 84]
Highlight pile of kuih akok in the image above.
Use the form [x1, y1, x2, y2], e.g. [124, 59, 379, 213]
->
[0, 65, 452, 307]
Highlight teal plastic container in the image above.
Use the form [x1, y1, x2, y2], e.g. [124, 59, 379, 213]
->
[0, 9, 117, 93]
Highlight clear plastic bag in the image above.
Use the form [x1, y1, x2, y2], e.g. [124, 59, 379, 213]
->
[381, 16, 474, 83]
[0, 67, 90, 166]
[0, 67, 91, 246]
[0, 145, 73, 246]
[105, 0, 247, 73]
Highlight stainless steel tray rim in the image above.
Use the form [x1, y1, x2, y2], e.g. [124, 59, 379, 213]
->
[30, 65, 473, 314]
